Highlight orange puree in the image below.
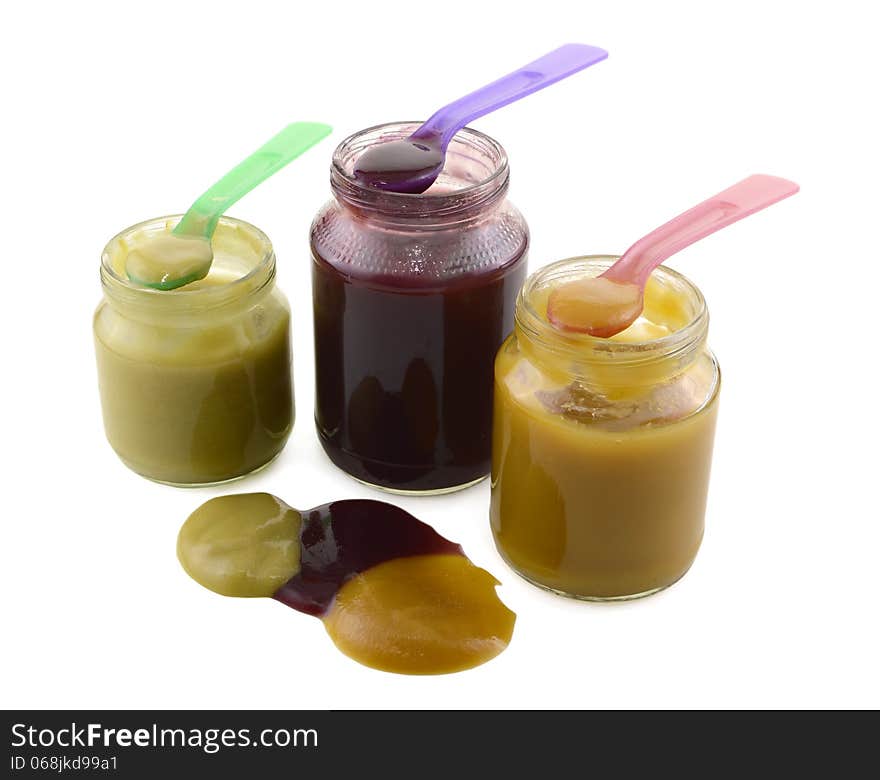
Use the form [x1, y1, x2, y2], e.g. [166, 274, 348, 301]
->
[323, 555, 515, 675]
[490, 257, 720, 600]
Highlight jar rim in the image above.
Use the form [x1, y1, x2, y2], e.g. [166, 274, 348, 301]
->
[100, 214, 275, 312]
[330, 122, 510, 219]
[516, 256, 709, 368]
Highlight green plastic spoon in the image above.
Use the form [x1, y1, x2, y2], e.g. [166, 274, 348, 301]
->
[126, 121, 332, 290]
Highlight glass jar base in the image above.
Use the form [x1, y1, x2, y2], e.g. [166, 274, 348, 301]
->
[316, 426, 490, 495]
[345, 471, 488, 497]
[114, 449, 283, 489]
[503, 559, 692, 602]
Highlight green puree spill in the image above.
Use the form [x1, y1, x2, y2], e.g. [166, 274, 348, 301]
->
[177, 493, 516, 675]
[177, 493, 302, 597]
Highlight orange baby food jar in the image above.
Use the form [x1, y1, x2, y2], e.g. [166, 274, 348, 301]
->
[490, 256, 720, 600]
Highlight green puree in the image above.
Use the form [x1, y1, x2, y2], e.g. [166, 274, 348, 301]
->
[177, 493, 302, 597]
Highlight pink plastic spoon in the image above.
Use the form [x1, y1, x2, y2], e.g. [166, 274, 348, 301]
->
[547, 174, 800, 337]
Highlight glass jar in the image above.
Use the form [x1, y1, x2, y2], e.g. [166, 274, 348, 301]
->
[491, 256, 720, 600]
[310, 122, 529, 494]
[93, 215, 293, 486]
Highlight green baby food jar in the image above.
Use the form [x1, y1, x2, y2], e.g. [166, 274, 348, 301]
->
[93, 215, 293, 486]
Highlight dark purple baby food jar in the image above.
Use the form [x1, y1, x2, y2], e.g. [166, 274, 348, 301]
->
[310, 122, 529, 494]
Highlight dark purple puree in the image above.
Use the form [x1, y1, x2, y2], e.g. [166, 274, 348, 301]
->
[273, 499, 462, 616]
[352, 137, 445, 193]
[313, 259, 525, 492]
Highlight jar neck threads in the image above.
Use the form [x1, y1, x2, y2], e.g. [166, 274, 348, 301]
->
[100, 215, 275, 324]
[514, 256, 710, 390]
[329, 122, 510, 228]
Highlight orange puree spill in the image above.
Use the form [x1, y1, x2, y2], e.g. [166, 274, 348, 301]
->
[178, 494, 515, 674]
[324, 555, 514, 675]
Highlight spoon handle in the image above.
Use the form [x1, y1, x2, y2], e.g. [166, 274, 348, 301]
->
[604, 175, 800, 287]
[413, 44, 608, 148]
[175, 122, 332, 238]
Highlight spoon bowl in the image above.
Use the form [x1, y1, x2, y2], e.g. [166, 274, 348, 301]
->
[353, 137, 445, 193]
[124, 233, 215, 291]
[546, 276, 644, 338]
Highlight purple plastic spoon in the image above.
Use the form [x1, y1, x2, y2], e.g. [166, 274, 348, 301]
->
[353, 43, 608, 194]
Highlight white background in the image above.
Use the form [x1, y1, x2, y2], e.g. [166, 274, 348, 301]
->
[2, 0, 878, 710]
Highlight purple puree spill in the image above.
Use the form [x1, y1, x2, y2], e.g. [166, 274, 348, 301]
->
[352, 134, 445, 194]
[273, 499, 462, 616]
